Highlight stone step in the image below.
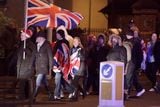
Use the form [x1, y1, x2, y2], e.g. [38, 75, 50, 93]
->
[0, 76, 20, 100]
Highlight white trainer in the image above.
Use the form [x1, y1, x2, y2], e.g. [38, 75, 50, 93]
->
[60, 91, 64, 98]
[68, 93, 73, 99]
[54, 96, 61, 100]
[136, 89, 145, 97]
[149, 88, 155, 92]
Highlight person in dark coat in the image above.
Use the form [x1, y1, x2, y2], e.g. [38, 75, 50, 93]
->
[107, 34, 127, 64]
[130, 30, 145, 97]
[146, 33, 160, 91]
[32, 30, 53, 102]
[87, 33, 110, 94]
[17, 29, 35, 100]
[107, 34, 128, 100]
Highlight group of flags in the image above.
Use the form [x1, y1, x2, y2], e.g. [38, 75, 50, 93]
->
[26, 0, 83, 29]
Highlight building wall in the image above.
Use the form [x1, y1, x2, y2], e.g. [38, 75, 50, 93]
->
[72, 0, 108, 33]
[90, 0, 108, 30]
[55, 0, 72, 10]
[72, 0, 90, 30]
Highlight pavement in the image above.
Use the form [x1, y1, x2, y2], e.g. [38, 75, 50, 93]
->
[0, 72, 160, 107]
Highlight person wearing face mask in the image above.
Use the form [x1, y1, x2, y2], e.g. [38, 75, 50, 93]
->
[31, 30, 53, 103]
[16, 29, 36, 100]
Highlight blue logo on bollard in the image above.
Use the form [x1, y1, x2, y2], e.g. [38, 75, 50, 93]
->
[101, 64, 113, 78]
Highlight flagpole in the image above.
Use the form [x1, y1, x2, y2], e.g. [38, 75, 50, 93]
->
[23, 0, 29, 60]
[47, 0, 54, 43]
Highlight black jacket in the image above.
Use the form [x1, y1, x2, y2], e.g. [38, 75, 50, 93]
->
[35, 40, 53, 75]
[107, 45, 127, 66]
[17, 39, 36, 79]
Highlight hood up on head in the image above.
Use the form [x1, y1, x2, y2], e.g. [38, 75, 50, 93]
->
[56, 25, 73, 47]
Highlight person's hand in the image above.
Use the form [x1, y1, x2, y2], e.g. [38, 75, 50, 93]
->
[53, 66, 62, 72]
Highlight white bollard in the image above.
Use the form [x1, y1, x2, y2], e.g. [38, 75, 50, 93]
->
[98, 61, 124, 107]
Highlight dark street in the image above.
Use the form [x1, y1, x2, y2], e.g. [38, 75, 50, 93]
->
[0, 73, 160, 107]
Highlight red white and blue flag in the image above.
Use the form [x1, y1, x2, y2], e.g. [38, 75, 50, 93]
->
[69, 48, 81, 78]
[53, 42, 70, 82]
[26, 0, 83, 29]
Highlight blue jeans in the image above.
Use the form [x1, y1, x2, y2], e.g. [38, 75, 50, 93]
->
[54, 72, 62, 97]
[54, 72, 74, 97]
[36, 74, 48, 87]
[33, 74, 51, 98]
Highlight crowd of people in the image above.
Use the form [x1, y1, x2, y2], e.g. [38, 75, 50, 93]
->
[15, 21, 160, 103]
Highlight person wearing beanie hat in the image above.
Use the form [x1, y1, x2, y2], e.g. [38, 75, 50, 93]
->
[17, 29, 35, 100]
[32, 30, 53, 102]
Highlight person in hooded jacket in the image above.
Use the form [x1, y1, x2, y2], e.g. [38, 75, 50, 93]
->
[107, 34, 127, 64]
[88, 33, 110, 94]
[107, 34, 127, 100]
[53, 26, 74, 100]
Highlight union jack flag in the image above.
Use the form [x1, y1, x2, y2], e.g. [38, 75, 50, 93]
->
[53, 42, 70, 82]
[69, 48, 81, 78]
[27, 0, 83, 29]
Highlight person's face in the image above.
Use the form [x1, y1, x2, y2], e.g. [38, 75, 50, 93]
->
[134, 31, 139, 37]
[56, 33, 62, 40]
[151, 33, 157, 42]
[20, 32, 27, 41]
[36, 37, 44, 43]
[92, 36, 97, 42]
[111, 37, 118, 46]
[98, 37, 104, 45]
[73, 38, 79, 47]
